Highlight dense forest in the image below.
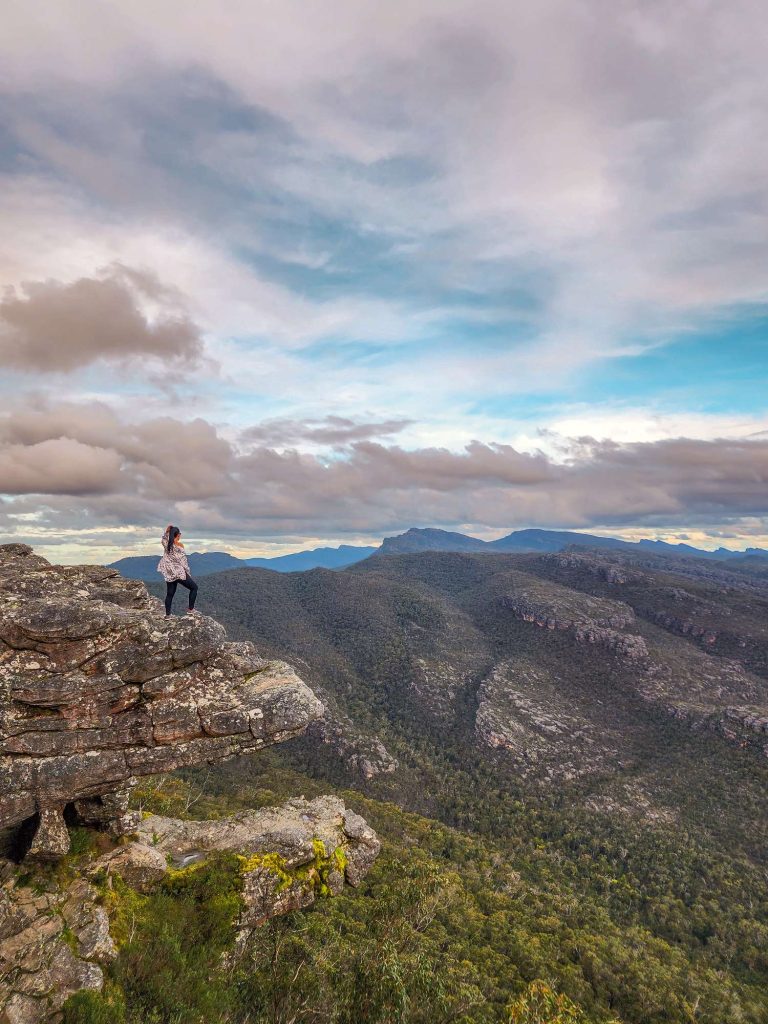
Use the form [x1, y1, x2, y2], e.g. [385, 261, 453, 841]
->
[63, 753, 768, 1023]
[69, 549, 768, 1023]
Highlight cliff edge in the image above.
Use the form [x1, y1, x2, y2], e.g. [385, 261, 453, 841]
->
[0, 544, 324, 858]
[0, 546, 380, 1024]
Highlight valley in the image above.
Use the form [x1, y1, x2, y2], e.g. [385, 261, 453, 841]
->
[139, 544, 768, 1021]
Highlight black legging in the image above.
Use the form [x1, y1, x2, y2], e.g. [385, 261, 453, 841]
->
[165, 575, 198, 615]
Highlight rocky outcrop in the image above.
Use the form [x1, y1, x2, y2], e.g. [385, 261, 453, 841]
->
[717, 708, 768, 756]
[0, 795, 382, 1024]
[647, 609, 718, 644]
[0, 860, 115, 1024]
[131, 795, 380, 933]
[571, 623, 649, 661]
[474, 659, 621, 781]
[542, 550, 645, 585]
[0, 545, 324, 856]
[500, 593, 635, 632]
[499, 591, 647, 661]
[0, 546, 382, 1023]
[307, 717, 398, 778]
[88, 842, 168, 893]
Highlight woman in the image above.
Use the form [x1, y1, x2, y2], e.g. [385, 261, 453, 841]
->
[157, 525, 199, 617]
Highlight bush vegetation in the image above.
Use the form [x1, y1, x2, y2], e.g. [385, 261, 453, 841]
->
[93, 555, 768, 1022]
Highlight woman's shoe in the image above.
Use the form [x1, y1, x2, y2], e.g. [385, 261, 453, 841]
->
[185, 609, 201, 616]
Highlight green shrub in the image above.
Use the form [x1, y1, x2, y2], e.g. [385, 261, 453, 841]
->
[62, 987, 126, 1024]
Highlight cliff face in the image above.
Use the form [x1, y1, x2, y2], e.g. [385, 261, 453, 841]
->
[1, 862, 116, 1024]
[0, 544, 324, 857]
[0, 546, 381, 1024]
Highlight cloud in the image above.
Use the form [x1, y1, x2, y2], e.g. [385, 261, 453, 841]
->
[1, 401, 766, 554]
[241, 415, 413, 446]
[0, 2, 766, 564]
[0, 438, 122, 495]
[3, 0, 768, 373]
[0, 400, 231, 500]
[0, 265, 204, 372]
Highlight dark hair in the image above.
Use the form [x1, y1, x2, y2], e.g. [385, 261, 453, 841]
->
[166, 526, 181, 553]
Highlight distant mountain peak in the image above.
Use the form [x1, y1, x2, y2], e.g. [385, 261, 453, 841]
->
[109, 543, 379, 581]
[380, 527, 487, 553]
[108, 528, 767, 583]
[380, 526, 767, 561]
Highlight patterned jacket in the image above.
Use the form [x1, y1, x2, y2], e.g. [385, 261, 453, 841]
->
[157, 529, 191, 582]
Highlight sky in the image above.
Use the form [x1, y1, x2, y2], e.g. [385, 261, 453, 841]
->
[0, 0, 766, 564]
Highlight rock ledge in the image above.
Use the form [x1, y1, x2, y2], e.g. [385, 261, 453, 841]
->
[0, 544, 324, 856]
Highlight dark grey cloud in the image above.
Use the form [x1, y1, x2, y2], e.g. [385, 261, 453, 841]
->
[0, 402, 766, 547]
[241, 415, 413, 446]
[0, 265, 204, 372]
[0, 437, 122, 495]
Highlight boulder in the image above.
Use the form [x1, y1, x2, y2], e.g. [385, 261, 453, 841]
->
[89, 842, 168, 893]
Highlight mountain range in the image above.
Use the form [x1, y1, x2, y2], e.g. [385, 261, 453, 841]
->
[110, 526, 768, 580]
[109, 543, 378, 579]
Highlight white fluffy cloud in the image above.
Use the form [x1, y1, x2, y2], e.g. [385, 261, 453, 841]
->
[0, 3, 766, 558]
[2, 1, 767, 357]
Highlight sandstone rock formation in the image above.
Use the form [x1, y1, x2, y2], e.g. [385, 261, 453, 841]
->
[307, 716, 398, 778]
[132, 795, 380, 933]
[0, 860, 115, 1024]
[499, 589, 647, 662]
[0, 544, 324, 857]
[474, 658, 622, 780]
[541, 550, 646, 585]
[0, 795, 382, 1024]
[88, 841, 168, 893]
[500, 593, 636, 632]
[0, 546, 382, 1023]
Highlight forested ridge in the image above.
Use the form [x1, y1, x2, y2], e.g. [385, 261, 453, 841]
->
[76, 549, 768, 1023]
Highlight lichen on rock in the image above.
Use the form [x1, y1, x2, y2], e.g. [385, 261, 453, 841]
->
[132, 794, 380, 932]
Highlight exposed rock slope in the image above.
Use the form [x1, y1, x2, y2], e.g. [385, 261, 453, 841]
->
[0, 861, 115, 1024]
[0, 544, 324, 856]
[192, 550, 768, 805]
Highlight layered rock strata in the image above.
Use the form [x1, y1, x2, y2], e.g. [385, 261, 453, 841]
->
[498, 572, 768, 756]
[499, 593, 646, 661]
[0, 544, 324, 857]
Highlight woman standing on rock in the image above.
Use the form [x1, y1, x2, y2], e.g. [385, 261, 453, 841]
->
[158, 525, 199, 617]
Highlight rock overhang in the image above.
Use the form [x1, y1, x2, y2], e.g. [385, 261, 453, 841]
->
[0, 544, 325, 849]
